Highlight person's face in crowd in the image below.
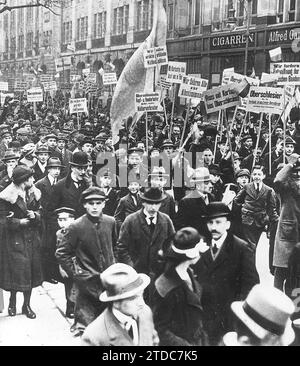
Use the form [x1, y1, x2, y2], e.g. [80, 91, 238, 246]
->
[203, 150, 213, 165]
[237, 175, 249, 188]
[2, 135, 12, 145]
[48, 167, 61, 180]
[84, 199, 106, 218]
[244, 138, 253, 149]
[196, 180, 213, 195]
[5, 159, 18, 170]
[207, 216, 231, 241]
[137, 143, 145, 152]
[287, 120, 296, 132]
[24, 175, 35, 189]
[210, 174, 220, 185]
[128, 153, 142, 168]
[173, 127, 181, 136]
[82, 143, 93, 156]
[100, 175, 112, 188]
[24, 124, 31, 132]
[163, 146, 174, 157]
[128, 182, 140, 195]
[150, 150, 160, 159]
[254, 148, 262, 160]
[285, 143, 295, 156]
[275, 127, 283, 137]
[219, 143, 229, 156]
[114, 291, 145, 319]
[47, 138, 57, 149]
[57, 140, 66, 150]
[262, 132, 269, 141]
[292, 169, 300, 185]
[234, 159, 241, 172]
[95, 141, 104, 150]
[6, 115, 13, 125]
[151, 176, 167, 189]
[37, 153, 49, 164]
[105, 139, 113, 149]
[71, 165, 87, 182]
[143, 201, 162, 217]
[251, 168, 265, 184]
[236, 111, 245, 122]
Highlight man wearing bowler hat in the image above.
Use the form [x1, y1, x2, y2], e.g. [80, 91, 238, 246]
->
[193, 202, 259, 345]
[117, 187, 175, 302]
[36, 158, 65, 284]
[176, 167, 214, 239]
[56, 187, 117, 334]
[81, 263, 159, 346]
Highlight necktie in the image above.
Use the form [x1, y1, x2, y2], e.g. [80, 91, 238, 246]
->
[149, 217, 155, 235]
[212, 243, 218, 255]
[256, 184, 260, 194]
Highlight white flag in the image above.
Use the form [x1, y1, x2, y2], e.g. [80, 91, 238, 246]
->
[269, 47, 282, 62]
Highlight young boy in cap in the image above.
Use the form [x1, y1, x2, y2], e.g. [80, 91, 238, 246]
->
[56, 187, 117, 334]
[97, 169, 119, 217]
[81, 263, 159, 346]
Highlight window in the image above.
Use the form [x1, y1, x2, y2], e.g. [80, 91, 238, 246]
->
[18, 34, 24, 52]
[3, 14, 8, 30]
[277, 0, 284, 23]
[5, 37, 9, 53]
[212, 0, 221, 30]
[10, 11, 16, 33]
[26, 32, 33, 50]
[77, 16, 88, 41]
[63, 21, 72, 44]
[288, 0, 296, 22]
[168, 2, 174, 30]
[137, 0, 153, 31]
[94, 12, 106, 38]
[195, 0, 201, 26]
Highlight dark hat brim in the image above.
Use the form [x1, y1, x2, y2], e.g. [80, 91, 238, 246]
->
[69, 162, 89, 168]
[139, 192, 167, 203]
[203, 212, 232, 220]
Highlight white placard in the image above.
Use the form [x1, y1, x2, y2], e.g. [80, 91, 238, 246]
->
[55, 57, 72, 72]
[0, 82, 9, 91]
[178, 76, 208, 101]
[246, 87, 285, 115]
[222, 71, 259, 87]
[166, 62, 187, 84]
[203, 84, 240, 114]
[103, 73, 117, 85]
[14, 80, 28, 92]
[39, 75, 53, 83]
[144, 46, 168, 68]
[157, 76, 172, 90]
[27, 88, 43, 102]
[270, 63, 300, 85]
[0, 92, 14, 105]
[69, 98, 88, 114]
[135, 93, 161, 112]
[260, 72, 278, 85]
[86, 73, 97, 83]
[42, 81, 57, 91]
[295, 88, 300, 104]
[70, 75, 81, 83]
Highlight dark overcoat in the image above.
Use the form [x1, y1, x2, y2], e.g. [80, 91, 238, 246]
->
[117, 209, 175, 278]
[0, 183, 43, 292]
[153, 268, 208, 346]
[114, 193, 143, 232]
[193, 233, 259, 345]
[55, 214, 117, 326]
[33, 162, 47, 183]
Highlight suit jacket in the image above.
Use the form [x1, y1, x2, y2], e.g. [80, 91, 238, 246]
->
[235, 182, 278, 227]
[175, 190, 215, 238]
[101, 188, 120, 217]
[193, 233, 259, 345]
[57, 147, 72, 178]
[117, 209, 175, 277]
[81, 306, 158, 346]
[33, 162, 47, 183]
[114, 193, 143, 231]
[35, 175, 53, 211]
[159, 192, 176, 222]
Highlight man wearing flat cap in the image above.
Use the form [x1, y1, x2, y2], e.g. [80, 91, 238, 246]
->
[56, 186, 117, 334]
[193, 202, 259, 345]
[117, 188, 175, 304]
[81, 263, 159, 346]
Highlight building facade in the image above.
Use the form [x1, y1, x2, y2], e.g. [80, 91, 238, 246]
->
[0, 0, 299, 87]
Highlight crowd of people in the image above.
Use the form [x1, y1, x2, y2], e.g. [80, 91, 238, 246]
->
[0, 91, 300, 347]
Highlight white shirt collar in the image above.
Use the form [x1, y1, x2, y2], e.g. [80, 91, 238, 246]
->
[254, 182, 263, 191]
[143, 209, 157, 225]
[211, 232, 228, 252]
[48, 174, 56, 186]
[38, 160, 47, 172]
[112, 308, 139, 345]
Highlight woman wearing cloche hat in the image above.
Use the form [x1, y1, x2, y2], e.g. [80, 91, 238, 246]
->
[152, 227, 209, 346]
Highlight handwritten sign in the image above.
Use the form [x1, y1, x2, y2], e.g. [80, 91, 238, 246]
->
[144, 46, 168, 68]
[135, 93, 161, 112]
[178, 76, 208, 101]
[166, 62, 187, 84]
[203, 84, 240, 114]
[103, 73, 117, 86]
[69, 98, 88, 114]
[246, 87, 285, 115]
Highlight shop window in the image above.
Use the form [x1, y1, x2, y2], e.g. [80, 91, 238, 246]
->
[277, 0, 284, 23]
[288, 0, 296, 22]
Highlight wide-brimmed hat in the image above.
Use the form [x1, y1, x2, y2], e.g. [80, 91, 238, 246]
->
[128, 147, 144, 156]
[81, 187, 108, 203]
[99, 263, 150, 302]
[16, 128, 30, 136]
[139, 187, 166, 203]
[285, 136, 296, 145]
[36, 127, 49, 136]
[209, 164, 223, 176]
[242, 135, 253, 143]
[191, 167, 211, 183]
[205, 202, 231, 220]
[69, 151, 89, 167]
[46, 157, 65, 169]
[165, 227, 207, 260]
[230, 285, 295, 346]
[12, 166, 34, 185]
[57, 133, 68, 142]
[2, 150, 20, 162]
[149, 166, 169, 178]
[0, 130, 12, 139]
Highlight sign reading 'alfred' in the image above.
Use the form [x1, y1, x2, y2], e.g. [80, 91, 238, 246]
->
[211, 33, 255, 49]
[268, 27, 300, 45]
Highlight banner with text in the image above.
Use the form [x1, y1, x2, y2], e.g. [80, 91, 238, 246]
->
[69, 98, 88, 114]
[246, 87, 285, 115]
[135, 93, 161, 112]
[178, 76, 209, 101]
[166, 62, 187, 84]
[270, 63, 300, 85]
[203, 84, 240, 114]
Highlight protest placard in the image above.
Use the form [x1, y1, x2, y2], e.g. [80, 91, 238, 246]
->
[69, 98, 88, 114]
[157, 76, 172, 90]
[103, 73, 117, 85]
[203, 84, 240, 114]
[42, 81, 58, 92]
[135, 93, 161, 112]
[178, 76, 209, 101]
[70, 74, 81, 83]
[166, 62, 187, 84]
[86, 73, 97, 83]
[246, 86, 285, 115]
[55, 57, 72, 72]
[222, 71, 259, 87]
[260, 72, 278, 85]
[270, 63, 300, 85]
[222, 68, 235, 85]
[144, 46, 168, 68]
[14, 80, 28, 92]
[39, 75, 53, 83]
[0, 82, 9, 91]
[27, 88, 44, 102]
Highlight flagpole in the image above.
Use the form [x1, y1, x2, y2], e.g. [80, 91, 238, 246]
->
[213, 110, 222, 163]
[252, 112, 264, 172]
[223, 110, 235, 171]
[283, 89, 286, 163]
[269, 113, 272, 176]
[180, 100, 191, 149]
[146, 111, 149, 153]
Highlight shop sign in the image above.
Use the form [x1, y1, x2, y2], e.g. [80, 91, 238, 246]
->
[267, 27, 300, 45]
[210, 33, 255, 49]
